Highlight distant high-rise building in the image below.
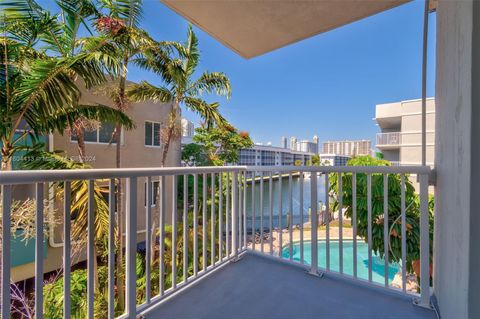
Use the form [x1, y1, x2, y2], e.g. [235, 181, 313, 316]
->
[181, 118, 195, 137]
[299, 140, 318, 153]
[322, 140, 371, 156]
[281, 136, 287, 148]
[290, 137, 297, 150]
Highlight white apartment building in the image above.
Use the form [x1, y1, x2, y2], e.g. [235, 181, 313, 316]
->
[322, 140, 371, 156]
[181, 118, 195, 137]
[237, 144, 313, 167]
[375, 98, 435, 166]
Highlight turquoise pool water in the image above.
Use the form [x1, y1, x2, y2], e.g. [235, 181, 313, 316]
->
[282, 241, 400, 284]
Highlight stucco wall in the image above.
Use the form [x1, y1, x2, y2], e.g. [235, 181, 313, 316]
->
[434, 0, 474, 317]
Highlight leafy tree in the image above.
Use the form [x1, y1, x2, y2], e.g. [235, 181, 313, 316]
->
[182, 143, 210, 167]
[311, 154, 320, 166]
[329, 156, 433, 274]
[192, 125, 253, 166]
[127, 25, 231, 167]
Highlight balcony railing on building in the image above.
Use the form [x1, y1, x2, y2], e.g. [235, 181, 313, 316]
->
[0, 165, 432, 319]
[376, 132, 401, 146]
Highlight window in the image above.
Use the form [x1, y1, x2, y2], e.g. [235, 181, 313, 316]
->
[145, 121, 161, 147]
[71, 123, 118, 144]
[144, 180, 160, 206]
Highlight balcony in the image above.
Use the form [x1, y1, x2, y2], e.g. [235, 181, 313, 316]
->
[0, 165, 434, 319]
[376, 132, 402, 149]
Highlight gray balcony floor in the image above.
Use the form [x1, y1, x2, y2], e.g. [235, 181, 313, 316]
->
[145, 253, 436, 319]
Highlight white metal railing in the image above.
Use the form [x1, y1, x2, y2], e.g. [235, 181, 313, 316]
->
[0, 165, 432, 318]
[244, 165, 432, 309]
[376, 132, 401, 146]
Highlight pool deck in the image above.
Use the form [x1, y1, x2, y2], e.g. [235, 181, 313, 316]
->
[144, 253, 436, 319]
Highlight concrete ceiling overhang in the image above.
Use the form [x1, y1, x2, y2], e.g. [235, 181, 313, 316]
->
[161, 0, 411, 59]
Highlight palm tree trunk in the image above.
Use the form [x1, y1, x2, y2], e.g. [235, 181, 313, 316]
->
[115, 63, 128, 310]
[73, 124, 86, 163]
[160, 104, 180, 167]
[1, 141, 13, 171]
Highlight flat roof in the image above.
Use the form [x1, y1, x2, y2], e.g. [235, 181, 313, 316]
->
[161, 0, 410, 58]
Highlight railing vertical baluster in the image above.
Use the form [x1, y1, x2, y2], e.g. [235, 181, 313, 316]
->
[243, 172, 247, 250]
[226, 172, 230, 257]
[278, 174, 283, 258]
[172, 175, 178, 288]
[107, 180, 115, 319]
[159, 176, 165, 295]
[269, 172, 273, 254]
[35, 183, 44, 319]
[202, 173, 207, 271]
[401, 175, 407, 293]
[125, 177, 138, 319]
[338, 173, 343, 274]
[300, 172, 304, 264]
[367, 174, 373, 282]
[87, 180, 94, 319]
[259, 172, 264, 253]
[310, 172, 318, 275]
[418, 173, 430, 307]
[145, 177, 152, 303]
[238, 172, 242, 250]
[325, 173, 330, 271]
[64, 182, 72, 319]
[232, 171, 239, 259]
[288, 173, 293, 261]
[1, 185, 11, 319]
[193, 174, 199, 277]
[383, 174, 389, 287]
[352, 174, 357, 279]
[211, 173, 216, 266]
[218, 174, 223, 261]
[251, 172, 256, 251]
[183, 174, 189, 282]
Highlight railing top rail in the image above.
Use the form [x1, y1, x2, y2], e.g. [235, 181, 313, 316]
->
[0, 166, 246, 185]
[244, 165, 432, 174]
[0, 165, 432, 185]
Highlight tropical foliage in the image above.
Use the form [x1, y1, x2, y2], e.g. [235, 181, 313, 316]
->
[0, 0, 134, 170]
[329, 156, 434, 274]
[192, 125, 253, 165]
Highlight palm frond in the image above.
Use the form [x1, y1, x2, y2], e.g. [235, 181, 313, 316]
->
[100, 0, 143, 27]
[188, 71, 231, 98]
[184, 25, 199, 77]
[184, 97, 229, 128]
[126, 81, 174, 104]
[19, 149, 110, 240]
[32, 103, 135, 135]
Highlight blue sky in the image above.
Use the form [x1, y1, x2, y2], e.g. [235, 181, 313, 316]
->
[41, 0, 436, 148]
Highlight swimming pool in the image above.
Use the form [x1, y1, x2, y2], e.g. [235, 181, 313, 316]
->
[282, 240, 400, 285]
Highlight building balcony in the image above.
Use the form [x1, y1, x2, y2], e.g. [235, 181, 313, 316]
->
[0, 165, 434, 319]
[376, 132, 402, 149]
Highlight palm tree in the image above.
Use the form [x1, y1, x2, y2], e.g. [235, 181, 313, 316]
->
[0, 0, 134, 170]
[127, 25, 231, 167]
[94, 0, 173, 308]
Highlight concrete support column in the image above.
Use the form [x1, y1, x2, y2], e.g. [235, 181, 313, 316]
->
[434, 0, 480, 317]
